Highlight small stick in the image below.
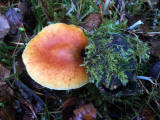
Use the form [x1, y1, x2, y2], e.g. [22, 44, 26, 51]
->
[126, 20, 144, 31]
[11, 42, 25, 45]
[16, 96, 38, 119]
[99, 0, 105, 23]
[66, 0, 75, 15]
[12, 35, 21, 56]
[136, 32, 160, 36]
[138, 79, 149, 94]
[103, 0, 110, 14]
[153, 97, 160, 107]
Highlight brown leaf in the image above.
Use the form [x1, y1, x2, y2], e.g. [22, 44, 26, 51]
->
[63, 97, 80, 120]
[0, 63, 10, 79]
[0, 106, 16, 120]
[73, 104, 97, 120]
[5, 8, 22, 34]
[0, 97, 5, 102]
[0, 81, 13, 100]
[63, 97, 97, 120]
[63, 97, 79, 108]
[81, 13, 101, 32]
[139, 107, 156, 120]
[0, 64, 13, 100]
[0, 14, 10, 40]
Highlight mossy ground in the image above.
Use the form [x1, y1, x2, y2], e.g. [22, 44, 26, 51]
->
[83, 20, 149, 89]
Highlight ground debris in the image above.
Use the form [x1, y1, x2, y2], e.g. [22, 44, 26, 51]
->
[150, 39, 160, 58]
[0, 81, 13, 100]
[81, 13, 101, 32]
[0, 63, 10, 79]
[63, 97, 97, 120]
[0, 106, 16, 120]
[0, 14, 10, 40]
[73, 104, 96, 120]
[1, 0, 160, 119]
[138, 107, 156, 120]
[13, 80, 44, 119]
[5, 8, 22, 34]
[150, 60, 160, 85]
[0, 63, 12, 100]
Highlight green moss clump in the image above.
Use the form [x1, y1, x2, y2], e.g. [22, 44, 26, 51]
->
[83, 19, 149, 90]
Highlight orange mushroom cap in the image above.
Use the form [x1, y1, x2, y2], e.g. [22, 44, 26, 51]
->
[22, 23, 89, 90]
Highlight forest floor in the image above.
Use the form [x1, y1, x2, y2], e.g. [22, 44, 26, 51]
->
[0, 0, 160, 120]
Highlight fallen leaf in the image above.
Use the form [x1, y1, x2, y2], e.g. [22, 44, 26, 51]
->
[0, 106, 16, 120]
[139, 107, 156, 120]
[73, 104, 97, 120]
[62, 97, 97, 120]
[0, 63, 13, 100]
[63, 97, 79, 108]
[81, 13, 101, 32]
[0, 14, 10, 40]
[0, 63, 10, 79]
[5, 8, 22, 34]
[63, 97, 80, 120]
[0, 81, 13, 100]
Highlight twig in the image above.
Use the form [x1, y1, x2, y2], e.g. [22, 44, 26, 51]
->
[16, 96, 38, 119]
[21, 24, 29, 40]
[147, 0, 153, 9]
[11, 42, 25, 45]
[38, 111, 62, 114]
[99, 0, 105, 23]
[12, 32, 21, 56]
[153, 97, 160, 107]
[138, 79, 149, 94]
[117, 0, 126, 22]
[66, 0, 75, 15]
[33, 90, 57, 100]
[126, 20, 144, 31]
[12, 23, 28, 56]
[136, 32, 160, 36]
[138, 79, 160, 108]
[103, 0, 110, 14]
[12, 56, 44, 119]
[136, 76, 156, 85]
[76, 0, 82, 19]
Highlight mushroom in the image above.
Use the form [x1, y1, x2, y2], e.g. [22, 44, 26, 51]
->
[22, 23, 89, 90]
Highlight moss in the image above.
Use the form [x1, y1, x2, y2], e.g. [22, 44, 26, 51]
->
[125, 0, 149, 15]
[83, 19, 149, 90]
[30, 0, 99, 26]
